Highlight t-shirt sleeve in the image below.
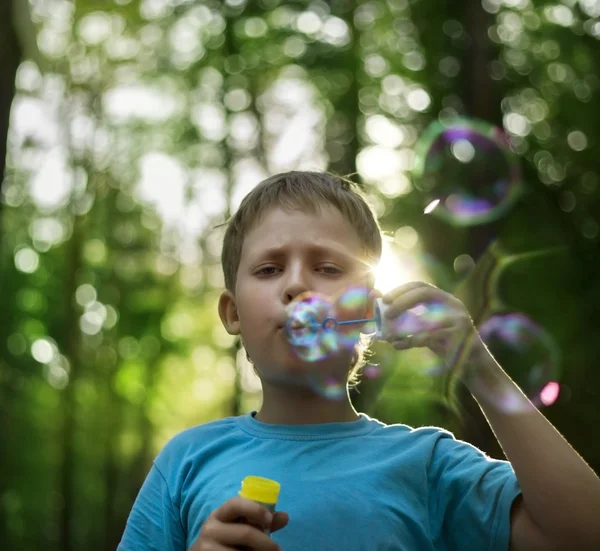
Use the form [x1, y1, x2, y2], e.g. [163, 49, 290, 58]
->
[117, 463, 186, 551]
[426, 430, 522, 551]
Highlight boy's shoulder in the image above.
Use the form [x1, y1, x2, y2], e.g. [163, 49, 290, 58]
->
[163, 415, 240, 450]
[367, 418, 490, 463]
[153, 415, 241, 469]
[367, 415, 456, 442]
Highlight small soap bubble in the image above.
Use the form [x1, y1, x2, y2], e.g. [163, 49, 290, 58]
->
[382, 300, 452, 341]
[413, 119, 523, 226]
[308, 373, 347, 401]
[478, 313, 561, 410]
[335, 286, 373, 347]
[453, 254, 475, 276]
[285, 292, 337, 361]
[363, 364, 382, 379]
[287, 312, 319, 347]
[379, 300, 462, 377]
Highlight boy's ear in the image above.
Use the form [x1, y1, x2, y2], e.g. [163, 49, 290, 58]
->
[218, 289, 241, 335]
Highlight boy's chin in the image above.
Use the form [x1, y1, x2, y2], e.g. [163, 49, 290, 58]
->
[259, 369, 349, 396]
[257, 353, 353, 382]
[284, 347, 352, 368]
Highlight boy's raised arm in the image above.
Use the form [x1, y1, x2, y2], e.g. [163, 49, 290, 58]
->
[463, 337, 600, 551]
[382, 281, 600, 550]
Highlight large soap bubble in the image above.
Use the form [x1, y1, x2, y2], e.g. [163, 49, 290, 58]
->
[285, 287, 373, 363]
[413, 119, 523, 226]
[478, 312, 561, 411]
[285, 291, 341, 363]
[284, 288, 375, 399]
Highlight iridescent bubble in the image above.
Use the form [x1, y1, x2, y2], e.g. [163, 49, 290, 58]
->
[286, 298, 323, 347]
[285, 287, 375, 363]
[376, 299, 463, 377]
[413, 119, 523, 226]
[284, 289, 374, 401]
[282, 287, 380, 402]
[363, 364, 382, 379]
[334, 286, 373, 348]
[478, 312, 561, 411]
[378, 300, 454, 341]
[307, 373, 347, 401]
[285, 291, 339, 362]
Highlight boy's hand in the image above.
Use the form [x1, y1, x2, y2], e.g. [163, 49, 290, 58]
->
[190, 496, 289, 551]
[382, 281, 485, 368]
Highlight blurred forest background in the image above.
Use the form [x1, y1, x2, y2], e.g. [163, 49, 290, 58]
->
[1, 0, 599, 549]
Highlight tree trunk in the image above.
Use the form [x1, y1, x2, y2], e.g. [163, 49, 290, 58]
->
[57, 210, 85, 551]
[453, 0, 506, 458]
[0, 0, 22, 208]
[223, 6, 245, 418]
[326, 1, 359, 179]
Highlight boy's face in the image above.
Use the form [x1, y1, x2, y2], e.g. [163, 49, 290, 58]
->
[219, 205, 373, 385]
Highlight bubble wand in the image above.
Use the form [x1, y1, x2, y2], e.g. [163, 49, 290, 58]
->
[285, 298, 387, 342]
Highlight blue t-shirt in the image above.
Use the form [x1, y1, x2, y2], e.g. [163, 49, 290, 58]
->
[118, 412, 521, 551]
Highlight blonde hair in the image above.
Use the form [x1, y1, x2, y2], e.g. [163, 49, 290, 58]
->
[220, 170, 383, 385]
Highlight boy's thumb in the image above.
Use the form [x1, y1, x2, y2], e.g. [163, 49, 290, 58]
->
[270, 511, 289, 533]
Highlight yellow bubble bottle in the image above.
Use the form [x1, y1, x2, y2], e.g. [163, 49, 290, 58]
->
[237, 475, 281, 539]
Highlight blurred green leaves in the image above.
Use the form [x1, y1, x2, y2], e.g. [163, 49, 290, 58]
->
[1, 0, 599, 549]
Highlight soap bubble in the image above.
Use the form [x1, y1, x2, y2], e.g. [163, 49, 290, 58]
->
[334, 286, 374, 346]
[285, 292, 339, 362]
[413, 119, 523, 226]
[478, 312, 561, 411]
[307, 373, 348, 401]
[379, 300, 453, 342]
[376, 299, 466, 377]
[363, 364, 382, 379]
[285, 287, 374, 362]
[284, 288, 375, 399]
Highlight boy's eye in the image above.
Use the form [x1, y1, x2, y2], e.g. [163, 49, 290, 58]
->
[256, 266, 279, 276]
[319, 266, 342, 275]
[254, 266, 342, 276]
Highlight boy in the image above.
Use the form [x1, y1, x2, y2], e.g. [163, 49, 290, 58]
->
[118, 171, 600, 551]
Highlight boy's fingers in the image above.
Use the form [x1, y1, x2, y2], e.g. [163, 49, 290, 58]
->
[213, 496, 274, 526]
[383, 286, 438, 318]
[270, 511, 289, 533]
[204, 522, 280, 551]
[382, 281, 431, 303]
[369, 288, 383, 300]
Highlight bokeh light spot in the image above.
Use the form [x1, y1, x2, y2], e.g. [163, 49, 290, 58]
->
[540, 381, 560, 406]
[14, 248, 39, 274]
[31, 338, 56, 364]
[75, 284, 97, 308]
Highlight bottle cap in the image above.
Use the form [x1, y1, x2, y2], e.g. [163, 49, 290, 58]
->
[239, 476, 281, 505]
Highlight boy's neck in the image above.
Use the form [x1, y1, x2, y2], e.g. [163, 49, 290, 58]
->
[255, 381, 360, 425]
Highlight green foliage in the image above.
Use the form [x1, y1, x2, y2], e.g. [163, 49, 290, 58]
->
[1, 0, 599, 549]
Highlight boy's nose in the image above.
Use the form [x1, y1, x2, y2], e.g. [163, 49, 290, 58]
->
[281, 268, 310, 304]
[282, 282, 309, 304]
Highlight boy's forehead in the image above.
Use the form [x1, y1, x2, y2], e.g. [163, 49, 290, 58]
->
[241, 205, 365, 260]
